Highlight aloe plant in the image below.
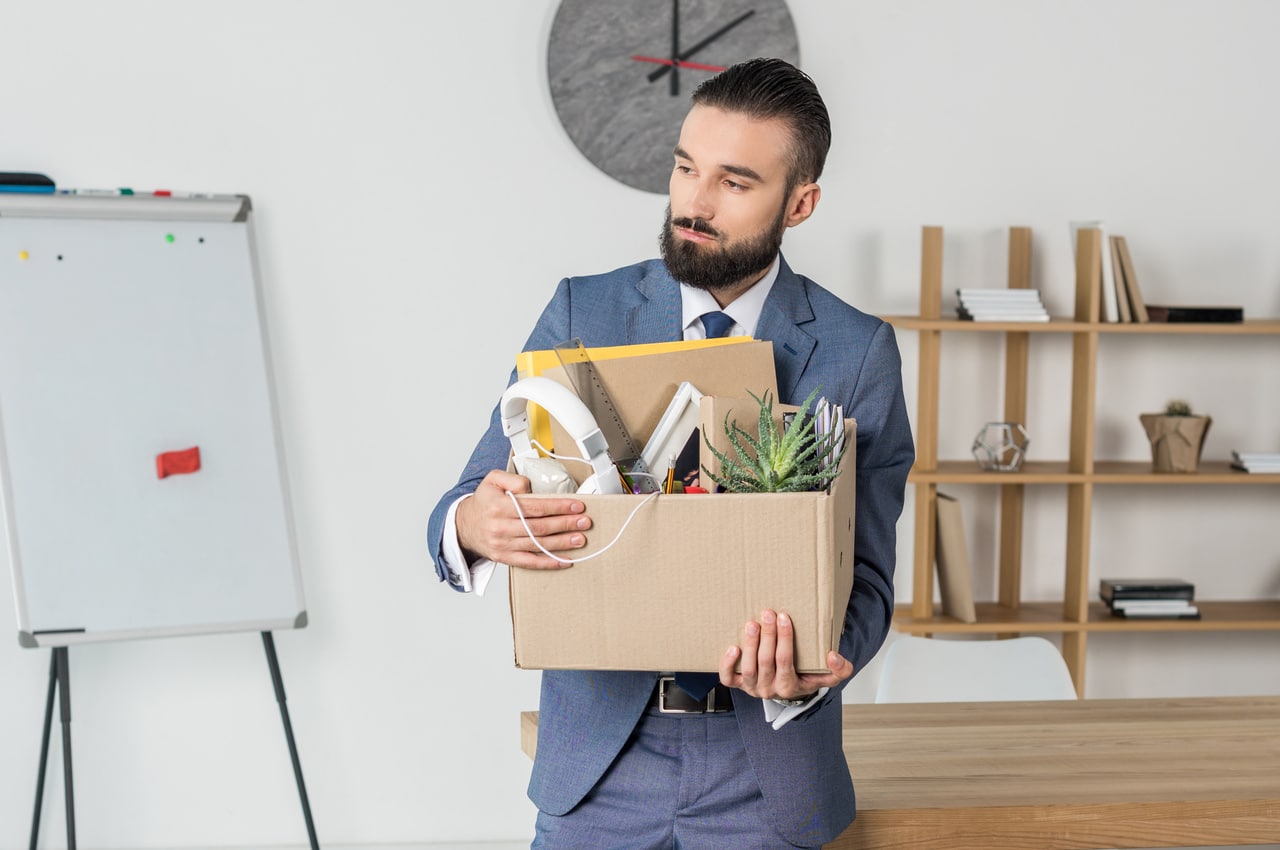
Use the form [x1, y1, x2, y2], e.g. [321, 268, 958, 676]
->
[702, 386, 846, 493]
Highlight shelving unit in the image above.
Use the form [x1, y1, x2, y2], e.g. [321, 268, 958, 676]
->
[885, 225, 1280, 696]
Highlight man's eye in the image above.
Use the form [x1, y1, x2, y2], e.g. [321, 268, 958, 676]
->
[725, 180, 745, 191]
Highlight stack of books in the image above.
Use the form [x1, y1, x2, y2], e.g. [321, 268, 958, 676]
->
[1231, 451, 1280, 473]
[955, 288, 1049, 322]
[1100, 578, 1199, 619]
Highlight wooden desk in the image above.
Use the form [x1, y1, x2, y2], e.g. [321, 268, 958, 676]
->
[520, 696, 1280, 849]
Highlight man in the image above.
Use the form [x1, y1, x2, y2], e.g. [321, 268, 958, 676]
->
[427, 58, 913, 849]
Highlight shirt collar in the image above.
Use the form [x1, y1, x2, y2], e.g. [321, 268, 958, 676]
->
[679, 255, 780, 339]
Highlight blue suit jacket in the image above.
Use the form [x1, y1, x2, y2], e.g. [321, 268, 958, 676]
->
[427, 256, 914, 846]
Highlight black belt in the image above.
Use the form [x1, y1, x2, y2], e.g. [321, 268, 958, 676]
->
[650, 676, 734, 714]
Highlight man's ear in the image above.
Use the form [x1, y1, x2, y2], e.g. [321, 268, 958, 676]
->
[784, 183, 821, 228]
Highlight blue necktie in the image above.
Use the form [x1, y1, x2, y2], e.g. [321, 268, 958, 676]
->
[673, 310, 736, 700]
[700, 310, 735, 339]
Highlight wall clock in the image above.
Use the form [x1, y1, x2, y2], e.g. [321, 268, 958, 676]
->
[547, 0, 800, 194]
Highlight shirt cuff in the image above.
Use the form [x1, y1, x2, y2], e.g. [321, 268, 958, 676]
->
[442, 495, 498, 596]
[762, 688, 828, 730]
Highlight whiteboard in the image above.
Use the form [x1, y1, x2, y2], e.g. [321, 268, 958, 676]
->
[0, 193, 305, 647]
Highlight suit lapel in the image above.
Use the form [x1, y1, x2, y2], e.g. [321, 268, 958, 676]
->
[755, 257, 816, 403]
[630, 266, 684, 344]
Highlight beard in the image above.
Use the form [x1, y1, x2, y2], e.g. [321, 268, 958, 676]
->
[659, 202, 787, 292]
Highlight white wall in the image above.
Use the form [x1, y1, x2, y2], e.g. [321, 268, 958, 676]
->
[2, 1, 1278, 847]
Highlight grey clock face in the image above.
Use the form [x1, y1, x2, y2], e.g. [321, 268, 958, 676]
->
[548, 0, 800, 194]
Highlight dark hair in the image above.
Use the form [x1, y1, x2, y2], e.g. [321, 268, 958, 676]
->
[690, 57, 831, 188]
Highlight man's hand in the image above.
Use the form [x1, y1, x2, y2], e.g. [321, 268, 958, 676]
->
[720, 609, 854, 700]
[456, 470, 592, 569]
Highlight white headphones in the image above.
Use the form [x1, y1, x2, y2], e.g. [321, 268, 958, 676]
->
[500, 376, 625, 495]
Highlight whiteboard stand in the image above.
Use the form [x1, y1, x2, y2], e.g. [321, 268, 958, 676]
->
[29, 646, 75, 850]
[27, 632, 320, 850]
[262, 631, 321, 850]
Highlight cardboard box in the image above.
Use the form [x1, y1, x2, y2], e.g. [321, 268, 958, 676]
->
[509, 398, 857, 674]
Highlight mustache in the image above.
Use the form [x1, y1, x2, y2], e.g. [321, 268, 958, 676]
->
[671, 217, 720, 238]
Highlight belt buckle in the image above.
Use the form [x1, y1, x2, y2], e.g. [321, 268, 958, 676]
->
[657, 676, 704, 714]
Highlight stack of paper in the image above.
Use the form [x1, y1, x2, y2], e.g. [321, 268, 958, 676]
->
[813, 397, 846, 490]
[1231, 451, 1280, 473]
[955, 288, 1050, 322]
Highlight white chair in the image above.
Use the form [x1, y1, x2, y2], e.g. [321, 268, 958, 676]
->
[874, 635, 1078, 703]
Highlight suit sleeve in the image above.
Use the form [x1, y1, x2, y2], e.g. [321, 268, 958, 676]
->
[838, 320, 914, 677]
[425, 278, 576, 590]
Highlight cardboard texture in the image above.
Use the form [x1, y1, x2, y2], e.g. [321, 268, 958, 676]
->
[541, 340, 778, 486]
[509, 410, 857, 674]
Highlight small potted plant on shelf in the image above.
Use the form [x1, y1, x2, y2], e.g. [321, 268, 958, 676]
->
[1139, 399, 1211, 473]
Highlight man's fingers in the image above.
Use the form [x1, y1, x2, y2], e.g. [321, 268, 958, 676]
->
[738, 620, 761, 685]
[756, 609, 779, 682]
[719, 645, 742, 688]
[774, 612, 797, 676]
[827, 651, 854, 680]
[794, 652, 856, 691]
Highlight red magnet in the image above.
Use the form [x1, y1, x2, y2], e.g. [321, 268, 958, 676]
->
[157, 446, 201, 479]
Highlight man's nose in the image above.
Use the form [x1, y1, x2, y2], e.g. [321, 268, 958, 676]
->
[683, 183, 715, 222]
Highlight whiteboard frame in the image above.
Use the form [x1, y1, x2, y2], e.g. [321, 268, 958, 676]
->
[1, 193, 307, 648]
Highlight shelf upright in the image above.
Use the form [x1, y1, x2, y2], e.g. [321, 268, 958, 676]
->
[1061, 227, 1103, 694]
[910, 226, 944, 625]
[997, 228, 1033, 634]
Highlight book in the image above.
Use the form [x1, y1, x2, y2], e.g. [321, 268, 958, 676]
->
[1109, 599, 1198, 613]
[1146, 305, 1244, 323]
[956, 288, 1044, 300]
[1070, 221, 1119, 322]
[956, 289, 1050, 323]
[1110, 604, 1201, 620]
[958, 312, 1051, 323]
[956, 299, 1047, 309]
[1109, 236, 1133, 322]
[1099, 578, 1195, 603]
[1232, 450, 1280, 473]
[1112, 236, 1149, 322]
[934, 492, 977, 623]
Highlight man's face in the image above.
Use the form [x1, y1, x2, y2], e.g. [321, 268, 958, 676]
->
[660, 105, 799, 294]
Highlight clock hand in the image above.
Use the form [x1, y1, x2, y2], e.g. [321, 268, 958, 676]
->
[648, 8, 756, 84]
[670, 0, 680, 96]
[631, 56, 727, 73]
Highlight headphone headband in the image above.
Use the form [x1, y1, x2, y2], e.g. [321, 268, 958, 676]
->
[500, 376, 624, 495]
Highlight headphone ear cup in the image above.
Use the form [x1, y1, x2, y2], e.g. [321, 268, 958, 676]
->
[500, 377, 623, 492]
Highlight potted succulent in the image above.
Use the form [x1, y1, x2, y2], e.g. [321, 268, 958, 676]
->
[702, 386, 846, 493]
[1139, 399, 1211, 473]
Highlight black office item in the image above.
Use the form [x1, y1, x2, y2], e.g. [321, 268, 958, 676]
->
[1099, 578, 1195, 604]
[0, 171, 55, 192]
[1145, 305, 1244, 323]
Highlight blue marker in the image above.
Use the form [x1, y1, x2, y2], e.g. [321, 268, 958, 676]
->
[0, 172, 56, 193]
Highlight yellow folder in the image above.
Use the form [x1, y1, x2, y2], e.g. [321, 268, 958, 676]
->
[515, 337, 754, 454]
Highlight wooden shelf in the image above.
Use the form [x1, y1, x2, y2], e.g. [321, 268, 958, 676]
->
[895, 225, 1280, 696]
[893, 600, 1280, 634]
[911, 460, 1280, 485]
[885, 316, 1280, 335]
